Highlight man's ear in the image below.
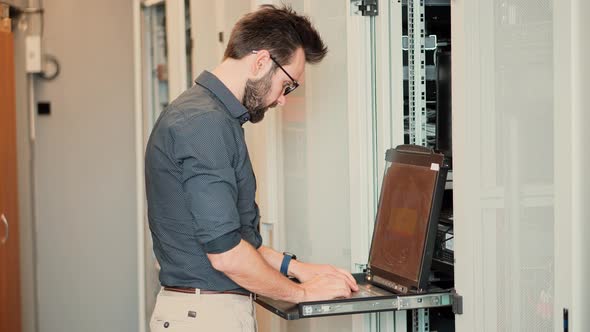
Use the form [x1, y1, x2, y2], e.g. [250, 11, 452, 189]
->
[250, 50, 272, 78]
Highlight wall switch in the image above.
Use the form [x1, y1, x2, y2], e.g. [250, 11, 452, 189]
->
[25, 35, 42, 73]
[37, 102, 50, 115]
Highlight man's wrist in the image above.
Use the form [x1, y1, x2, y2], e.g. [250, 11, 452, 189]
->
[288, 259, 303, 278]
[293, 283, 306, 303]
[280, 252, 297, 276]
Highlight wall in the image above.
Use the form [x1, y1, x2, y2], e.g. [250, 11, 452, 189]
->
[14, 9, 35, 332]
[189, 0, 252, 76]
[15, 0, 140, 331]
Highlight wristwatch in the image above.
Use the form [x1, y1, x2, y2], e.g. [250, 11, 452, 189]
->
[280, 252, 297, 276]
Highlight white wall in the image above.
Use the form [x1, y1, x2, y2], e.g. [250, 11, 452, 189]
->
[16, 1, 140, 331]
[189, 0, 252, 76]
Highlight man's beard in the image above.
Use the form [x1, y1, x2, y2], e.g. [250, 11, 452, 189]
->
[242, 69, 278, 123]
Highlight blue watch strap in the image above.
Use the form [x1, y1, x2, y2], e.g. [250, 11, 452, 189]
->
[280, 254, 293, 276]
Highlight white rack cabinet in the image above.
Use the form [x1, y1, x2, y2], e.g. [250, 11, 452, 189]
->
[452, 0, 590, 331]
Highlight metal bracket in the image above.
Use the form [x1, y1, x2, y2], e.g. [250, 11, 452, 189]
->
[451, 291, 463, 314]
[412, 308, 430, 332]
[354, 263, 368, 273]
[299, 291, 456, 318]
[351, 0, 378, 16]
[407, 0, 427, 146]
[402, 35, 438, 51]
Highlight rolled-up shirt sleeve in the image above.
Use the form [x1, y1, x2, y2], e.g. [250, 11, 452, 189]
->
[240, 203, 263, 249]
[172, 111, 242, 253]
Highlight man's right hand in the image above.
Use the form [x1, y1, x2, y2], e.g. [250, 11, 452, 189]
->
[299, 274, 352, 302]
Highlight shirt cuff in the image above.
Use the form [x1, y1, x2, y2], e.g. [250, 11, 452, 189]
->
[240, 226, 263, 249]
[203, 230, 241, 254]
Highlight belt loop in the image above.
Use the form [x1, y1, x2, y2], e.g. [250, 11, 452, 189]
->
[195, 288, 201, 296]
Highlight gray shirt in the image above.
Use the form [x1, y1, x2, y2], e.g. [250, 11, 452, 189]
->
[145, 71, 262, 291]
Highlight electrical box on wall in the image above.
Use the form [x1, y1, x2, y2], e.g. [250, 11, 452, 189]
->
[25, 35, 42, 73]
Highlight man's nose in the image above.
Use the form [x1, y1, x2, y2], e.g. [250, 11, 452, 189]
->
[277, 95, 286, 107]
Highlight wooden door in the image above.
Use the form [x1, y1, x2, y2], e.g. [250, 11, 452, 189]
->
[0, 27, 22, 332]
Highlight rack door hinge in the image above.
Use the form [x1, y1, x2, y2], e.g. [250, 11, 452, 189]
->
[351, 0, 378, 16]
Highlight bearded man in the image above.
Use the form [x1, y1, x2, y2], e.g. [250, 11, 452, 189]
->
[145, 5, 358, 331]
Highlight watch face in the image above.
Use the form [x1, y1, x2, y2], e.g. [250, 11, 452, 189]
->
[284, 252, 297, 260]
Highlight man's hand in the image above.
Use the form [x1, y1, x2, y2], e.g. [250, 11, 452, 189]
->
[299, 274, 352, 302]
[291, 261, 359, 292]
[254, 245, 359, 302]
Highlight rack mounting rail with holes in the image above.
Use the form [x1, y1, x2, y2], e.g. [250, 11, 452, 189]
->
[255, 145, 462, 320]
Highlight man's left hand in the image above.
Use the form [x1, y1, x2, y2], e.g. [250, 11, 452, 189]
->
[291, 261, 359, 292]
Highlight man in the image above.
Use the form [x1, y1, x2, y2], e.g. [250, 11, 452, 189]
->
[145, 5, 358, 331]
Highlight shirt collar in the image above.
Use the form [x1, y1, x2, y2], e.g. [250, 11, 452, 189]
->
[195, 71, 251, 125]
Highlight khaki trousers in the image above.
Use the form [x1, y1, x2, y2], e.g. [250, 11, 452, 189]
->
[150, 288, 257, 332]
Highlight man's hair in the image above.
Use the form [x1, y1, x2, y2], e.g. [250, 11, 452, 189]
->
[224, 5, 328, 66]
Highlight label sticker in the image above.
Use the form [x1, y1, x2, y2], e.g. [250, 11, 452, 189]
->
[430, 163, 440, 171]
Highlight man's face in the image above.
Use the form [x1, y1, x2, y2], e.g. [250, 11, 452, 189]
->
[242, 68, 276, 123]
[243, 48, 306, 123]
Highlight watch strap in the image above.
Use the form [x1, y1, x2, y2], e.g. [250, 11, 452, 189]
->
[280, 253, 294, 276]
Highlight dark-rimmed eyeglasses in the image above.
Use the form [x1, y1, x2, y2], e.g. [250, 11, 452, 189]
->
[269, 56, 299, 96]
[252, 50, 300, 96]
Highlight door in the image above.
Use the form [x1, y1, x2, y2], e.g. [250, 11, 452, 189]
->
[452, 0, 556, 331]
[0, 26, 22, 332]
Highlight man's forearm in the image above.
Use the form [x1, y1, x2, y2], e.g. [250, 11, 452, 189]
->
[208, 240, 304, 302]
